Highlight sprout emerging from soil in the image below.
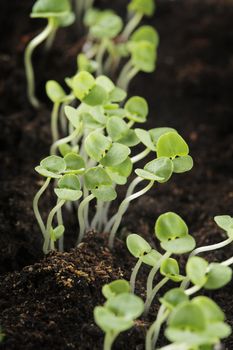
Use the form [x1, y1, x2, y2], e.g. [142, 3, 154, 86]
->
[24, 0, 74, 108]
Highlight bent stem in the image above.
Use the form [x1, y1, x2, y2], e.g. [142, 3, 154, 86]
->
[51, 102, 60, 143]
[181, 236, 233, 289]
[43, 199, 66, 254]
[121, 12, 143, 40]
[77, 194, 95, 244]
[144, 277, 169, 316]
[117, 60, 133, 88]
[50, 128, 80, 155]
[185, 285, 201, 296]
[221, 256, 233, 266]
[131, 148, 151, 164]
[130, 258, 143, 293]
[57, 206, 64, 252]
[146, 252, 171, 297]
[145, 305, 169, 350]
[24, 18, 56, 108]
[108, 180, 154, 248]
[104, 177, 144, 233]
[96, 39, 108, 75]
[33, 177, 51, 238]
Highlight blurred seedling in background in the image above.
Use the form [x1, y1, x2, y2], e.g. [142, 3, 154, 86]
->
[25, 0, 75, 108]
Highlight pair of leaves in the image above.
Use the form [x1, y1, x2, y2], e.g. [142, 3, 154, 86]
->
[155, 212, 196, 254]
[84, 167, 116, 202]
[186, 256, 232, 290]
[127, 233, 162, 267]
[102, 280, 130, 300]
[166, 297, 231, 346]
[94, 293, 144, 334]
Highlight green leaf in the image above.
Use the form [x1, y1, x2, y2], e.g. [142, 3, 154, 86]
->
[46, 80, 66, 103]
[125, 96, 148, 123]
[129, 41, 156, 72]
[64, 153, 85, 174]
[36, 155, 66, 178]
[94, 306, 134, 334]
[84, 8, 102, 27]
[157, 132, 189, 159]
[54, 188, 82, 201]
[135, 157, 173, 183]
[135, 128, 156, 151]
[128, 0, 155, 16]
[90, 12, 123, 39]
[77, 53, 98, 73]
[126, 234, 151, 258]
[92, 185, 117, 202]
[64, 106, 81, 129]
[50, 225, 65, 241]
[85, 131, 111, 162]
[186, 257, 209, 287]
[149, 127, 177, 146]
[105, 293, 144, 321]
[168, 302, 206, 331]
[160, 288, 189, 310]
[83, 84, 108, 106]
[155, 212, 189, 241]
[118, 130, 140, 147]
[106, 157, 133, 185]
[57, 12, 75, 27]
[102, 280, 130, 300]
[109, 87, 127, 102]
[140, 249, 162, 266]
[96, 76, 115, 93]
[31, 0, 71, 18]
[55, 174, 82, 201]
[59, 143, 73, 157]
[84, 167, 112, 190]
[214, 215, 233, 238]
[131, 25, 159, 47]
[58, 174, 81, 190]
[192, 297, 225, 323]
[106, 117, 129, 142]
[172, 155, 194, 173]
[100, 143, 131, 167]
[204, 263, 232, 290]
[160, 258, 184, 282]
[161, 235, 196, 254]
[72, 71, 95, 101]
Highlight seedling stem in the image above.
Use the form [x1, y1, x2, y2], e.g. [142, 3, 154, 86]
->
[33, 177, 51, 238]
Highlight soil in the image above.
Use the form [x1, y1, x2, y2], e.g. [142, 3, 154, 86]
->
[0, 0, 233, 349]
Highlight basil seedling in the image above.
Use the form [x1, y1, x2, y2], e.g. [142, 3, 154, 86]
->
[25, 0, 74, 108]
[102, 280, 130, 300]
[94, 293, 144, 350]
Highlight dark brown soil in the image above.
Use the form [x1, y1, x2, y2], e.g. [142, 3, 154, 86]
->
[0, 0, 233, 349]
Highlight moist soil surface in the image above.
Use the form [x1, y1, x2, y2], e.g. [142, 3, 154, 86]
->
[0, 0, 233, 349]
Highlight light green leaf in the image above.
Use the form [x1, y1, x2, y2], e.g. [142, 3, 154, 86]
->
[172, 155, 194, 173]
[85, 131, 111, 161]
[46, 80, 66, 103]
[100, 143, 131, 167]
[92, 185, 117, 202]
[102, 280, 130, 300]
[126, 233, 151, 258]
[84, 167, 112, 190]
[186, 257, 209, 287]
[125, 96, 148, 123]
[155, 212, 189, 241]
[157, 132, 189, 159]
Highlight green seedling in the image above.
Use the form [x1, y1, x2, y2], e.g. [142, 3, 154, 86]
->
[122, 0, 155, 40]
[146, 289, 189, 350]
[25, 0, 74, 108]
[165, 297, 231, 348]
[102, 279, 131, 300]
[94, 293, 144, 350]
[107, 131, 193, 248]
[186, 256, 232, 293]
[126, 233, 162, 292]
[181, 214, 233, 290]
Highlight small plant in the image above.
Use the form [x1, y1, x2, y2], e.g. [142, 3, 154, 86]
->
[25, 0, 75, 108]
[122, 211, 233, 349]
[94, 284, 144, 350]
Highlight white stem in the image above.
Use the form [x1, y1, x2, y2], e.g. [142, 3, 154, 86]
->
[108, 180, 154, 248]
[185, 285, 201, 296]
[33, 177, 51, 238]
[57, 206, 64, 252]
[146, 252, 171, 296]
[145, 305, 168, 350]
[77, 194, 95, 244]
[51, 102, 60, 143]
[24, 18, 56, 108]
[121, 12, 143, 40]
[130, 259, 143, 293]
[50, 128, 80, 155]
[131, 148, 151, 164]
[144, 277, 169, 316]
[221, 256, 233, 266]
